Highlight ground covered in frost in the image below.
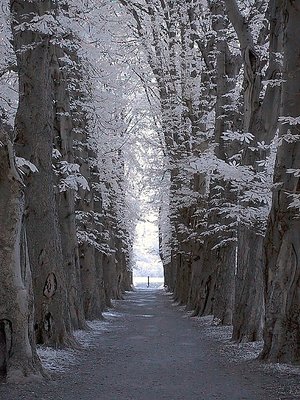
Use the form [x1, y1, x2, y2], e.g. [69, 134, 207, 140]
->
[0, 290, 299, 399]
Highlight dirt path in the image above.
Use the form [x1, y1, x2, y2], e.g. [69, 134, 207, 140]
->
[0, 290, 298, 399]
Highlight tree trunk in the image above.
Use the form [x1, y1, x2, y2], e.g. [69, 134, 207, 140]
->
[261, 0, 300, 363]
[232, 226, 264, 341]
[77, 150, 104, 319]
[205, 0, 240, 325]
[102, 236, 117, 308]
[52, 44, 86, 330]
[11, 0, 73, 346]
[225, 0, 283, 342]
[0, 127, 44, 382]
[188, 251, 216, 317]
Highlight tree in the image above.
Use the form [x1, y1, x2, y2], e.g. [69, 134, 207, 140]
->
[202, 0, 241, 325]
[118, 0, 213, 309]
[51, 18, 87, 330]
[262, 0, 300, 363]
[10, 0, 74, 346]
[0, 121, 44, 382]
[224, 0, 283, 342]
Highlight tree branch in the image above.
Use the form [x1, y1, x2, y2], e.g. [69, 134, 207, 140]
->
[224, 0, 255, 51]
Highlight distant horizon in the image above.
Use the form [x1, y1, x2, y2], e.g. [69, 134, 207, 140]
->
[133, 276, 164, 289]
[133, 275, 164, 280]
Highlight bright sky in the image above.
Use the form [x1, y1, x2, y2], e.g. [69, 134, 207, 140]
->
[133, 212, 163, 277]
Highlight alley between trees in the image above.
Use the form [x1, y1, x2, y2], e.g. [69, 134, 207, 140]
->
[0, 289, 298, 400]
[2, 0, 300, 383]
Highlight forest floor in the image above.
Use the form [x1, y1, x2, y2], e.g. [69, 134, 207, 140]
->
[0, 289, 299, 400]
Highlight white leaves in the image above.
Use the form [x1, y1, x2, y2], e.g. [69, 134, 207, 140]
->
[56, 161, 90, 192]
[277, 131, 300, 145]
[286, 169, 300, 178]
[222, 130, 254, 144]
[14, 14, 63, 37]
[211, 237, 237, 251]
[262, 79, 285, 87]
[239, 132, 255, 144]
[59, 174, 90, 192]
[286, 193, 300, 211]
[272, 51, 284, 64]
[278, 116, 300, 126]
[257, 141, 270, 150]
[240, 189, 269, 206]
[228, 160, 240, 168]
[76, 229, 115, 255]
[52, 148, 62, 159]
[256, 159, 267, 167]
[58, 161, 80, 175]
[249, 140, 271, 152]
[15, 157, 38, 174]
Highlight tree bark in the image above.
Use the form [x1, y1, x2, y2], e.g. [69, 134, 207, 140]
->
[70, 54, 105, 320]
[0, 126, 44, 382]
[11, 0, 73, 346]
[203, 0, 241, 325]
[52, 43, 86, 330]
[225, 0, 283, 342]
[261, 0, 300, 363]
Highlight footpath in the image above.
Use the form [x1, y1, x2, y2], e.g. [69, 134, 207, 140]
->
[0, 290, 299, 400]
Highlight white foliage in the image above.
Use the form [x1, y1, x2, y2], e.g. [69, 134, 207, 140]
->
[222, 130, 254, 144]
[0, 2, 18, 125]
[286, 193, 300, 212]
[77, 229, 115, 255]
[277, 131, 300, 145]
[4, 0, 281, 272]
[67, 0, 165, 261]
[56, 161, 90, 192]
[59, 174, 90, 192]
[287, 169, 300, 178]
[59, 161, 80, 174]
[14, 13, 64, 36]
[262, 79, 285, 87]
[52, 148, 62, 159]
[15, 157, 38, 174]
[279, 116, 300, 126]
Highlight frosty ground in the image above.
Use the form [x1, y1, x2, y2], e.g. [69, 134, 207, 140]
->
[0, 289, 299, 400]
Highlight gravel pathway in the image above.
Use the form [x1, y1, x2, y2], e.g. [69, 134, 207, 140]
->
[0, 289, 298, 399]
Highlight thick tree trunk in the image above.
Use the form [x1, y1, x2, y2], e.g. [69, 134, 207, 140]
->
[11, 0, 73, 346]
[77, 199, 103, 320]
[232, 227, 264, 341]
[52, 45, 86, 330]
[102, 234, 118, 307]
[188, 250, 216, 316]
[93, 193, 106, 312]
[77, 153, 104, 320]
[261, 0, 300, 363]
[0, 128, 44, 382]
[159, 180, 173, 290]
[225, 0, 283, 342]
[70, 50, 105, 321]
[205, 0, 240, 325]
[224, 0, 264, 341]
[115, 234, 132, 295]
[212, 242, 236, 325]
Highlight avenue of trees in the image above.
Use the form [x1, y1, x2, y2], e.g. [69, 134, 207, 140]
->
[0, 0, 299, 383]
[119, 0, 300, 364]
[0, 0, 141, 382]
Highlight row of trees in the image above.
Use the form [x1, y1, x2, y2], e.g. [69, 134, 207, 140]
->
[0, 0, 147, 382]
[0, 0, 299, 384]
[120, 0, 300, 364]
